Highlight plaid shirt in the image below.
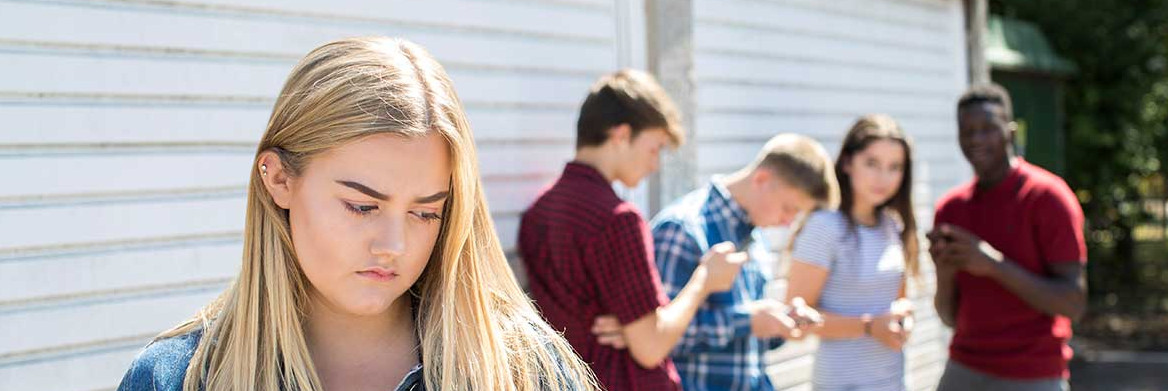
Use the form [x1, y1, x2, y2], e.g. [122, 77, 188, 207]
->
[519, 162, 682, 391]
[651, 180, 784, 391]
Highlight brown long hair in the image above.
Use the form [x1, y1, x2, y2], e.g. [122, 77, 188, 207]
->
[835, 114, 919, 276]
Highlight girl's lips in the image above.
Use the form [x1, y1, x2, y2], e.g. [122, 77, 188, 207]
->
[357, 267, 398, 282]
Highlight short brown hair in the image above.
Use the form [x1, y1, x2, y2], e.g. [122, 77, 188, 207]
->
[751, 134, 839, 208]
[575, 69, 685, 148]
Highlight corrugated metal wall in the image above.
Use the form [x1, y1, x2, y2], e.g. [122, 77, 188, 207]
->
[689, 0, 969, 390]
[0, 0, 968, 389]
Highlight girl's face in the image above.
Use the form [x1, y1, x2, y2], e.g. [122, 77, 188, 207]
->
[263, 133, 451, 317]
[844, 139, 906, 213]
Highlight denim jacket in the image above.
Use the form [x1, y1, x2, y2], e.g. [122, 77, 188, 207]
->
[117, 326, 584, 391]
[116, 329, 424, 391]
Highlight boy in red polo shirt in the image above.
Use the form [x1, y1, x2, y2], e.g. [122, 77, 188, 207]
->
[519, 70, 753, 391]
[930, 84, 1087, 391]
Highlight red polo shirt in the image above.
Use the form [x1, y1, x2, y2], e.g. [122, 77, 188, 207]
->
[519, 162, 681, 391]
[934, 158, 1086, 379]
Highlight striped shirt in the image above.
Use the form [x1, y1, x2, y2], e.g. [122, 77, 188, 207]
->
[791, 210, 906, 391]
[652, 180, 785, 391]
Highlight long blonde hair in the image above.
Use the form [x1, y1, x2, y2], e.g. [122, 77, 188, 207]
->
[158, 37, 598, 391]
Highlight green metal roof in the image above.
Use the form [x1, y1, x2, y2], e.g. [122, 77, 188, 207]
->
[987, 15, 1077, 75]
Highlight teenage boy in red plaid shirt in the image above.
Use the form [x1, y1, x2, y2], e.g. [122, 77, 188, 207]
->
[519, 70, 748, 391]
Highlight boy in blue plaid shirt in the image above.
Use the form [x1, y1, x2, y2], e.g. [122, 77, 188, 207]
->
[593, 134, 838, 391]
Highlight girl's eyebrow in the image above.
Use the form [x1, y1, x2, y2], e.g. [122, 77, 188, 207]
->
[336, 180, 388, 200]
[414, 191, 449, 204]
[336, 180, 448, 203]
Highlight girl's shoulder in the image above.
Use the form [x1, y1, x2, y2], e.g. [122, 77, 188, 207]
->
[117, 329, 203, 391]
[881, 209, 907, 234]
[801, 209, 850, 236]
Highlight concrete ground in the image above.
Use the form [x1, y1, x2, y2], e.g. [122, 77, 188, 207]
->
[1070, 351, 1168, 391]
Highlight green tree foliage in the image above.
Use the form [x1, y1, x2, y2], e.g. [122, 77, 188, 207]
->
[991, 0, 1168, 296]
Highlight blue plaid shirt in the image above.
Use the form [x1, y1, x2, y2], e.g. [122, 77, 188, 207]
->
[651, 180, 784, 391]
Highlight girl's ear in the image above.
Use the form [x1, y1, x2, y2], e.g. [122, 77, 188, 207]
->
[258, 150, 294, 209]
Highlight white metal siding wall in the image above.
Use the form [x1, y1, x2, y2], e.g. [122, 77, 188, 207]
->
[1, 0, 971, 389]
[690, 0, 970, 390]
[0, 0, 631, 389]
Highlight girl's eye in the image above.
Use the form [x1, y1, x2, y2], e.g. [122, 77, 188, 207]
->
[411, 211, 443, 222]
[344, 202, 378, 216]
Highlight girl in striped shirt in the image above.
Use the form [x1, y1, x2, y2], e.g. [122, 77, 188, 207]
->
[787, 114, 921, 391]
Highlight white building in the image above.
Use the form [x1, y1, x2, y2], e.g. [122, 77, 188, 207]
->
[0, 1, 973, 389]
